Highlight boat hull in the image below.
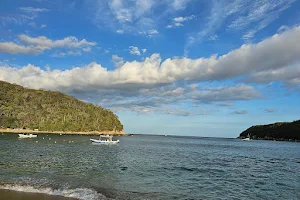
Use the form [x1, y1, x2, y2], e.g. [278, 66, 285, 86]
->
[18, 134, 38, 138]
[90, 139, 119, 144]
[242, 138, 251, 141]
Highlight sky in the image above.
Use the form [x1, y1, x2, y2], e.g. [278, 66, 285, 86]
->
[0, 0, 300, 138]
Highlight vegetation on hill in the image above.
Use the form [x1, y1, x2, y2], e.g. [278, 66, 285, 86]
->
[239, 120, 300, 141]
[0, 81, 123, 132]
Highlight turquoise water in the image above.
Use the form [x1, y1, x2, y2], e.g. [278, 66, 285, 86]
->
[0, 133, 299, 199]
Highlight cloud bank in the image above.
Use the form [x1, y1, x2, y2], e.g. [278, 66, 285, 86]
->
[0, 35, 96, 55]
[1, 26, 299, 114]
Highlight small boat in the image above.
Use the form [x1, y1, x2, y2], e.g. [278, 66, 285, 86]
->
[90, 135, 120, 144]
[241, 134, 251, 141]
[242, 137, 251, 141]
[18, 133, 38, 138]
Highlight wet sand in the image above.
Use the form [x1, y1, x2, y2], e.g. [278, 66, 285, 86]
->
[0, 189, 78, 200]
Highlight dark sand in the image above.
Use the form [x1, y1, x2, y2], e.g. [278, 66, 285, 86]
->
[0, 189, 78, 200]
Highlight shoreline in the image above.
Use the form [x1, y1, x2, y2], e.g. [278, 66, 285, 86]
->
[237, 137, 300, 142]
[0, 128, 126, 136]
[0, 189, 78, 200]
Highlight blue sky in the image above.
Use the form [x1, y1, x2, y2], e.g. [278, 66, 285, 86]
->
[0, 0, 300, 137]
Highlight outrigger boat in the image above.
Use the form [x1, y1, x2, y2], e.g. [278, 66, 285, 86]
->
[18, 133, 38, 138]
[90, 135, 119, 144]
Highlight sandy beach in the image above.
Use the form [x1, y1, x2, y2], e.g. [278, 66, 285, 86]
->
[0, 189, 77, 200]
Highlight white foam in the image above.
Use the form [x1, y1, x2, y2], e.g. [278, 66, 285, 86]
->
[0, 184, 108, 200]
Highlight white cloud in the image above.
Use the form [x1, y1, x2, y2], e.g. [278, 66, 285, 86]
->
[1, 27, 300, 113]
[87, 1, 166, 36]
[112, 55, 124, 68]
[191, 85, 260, 103]
[129, 46, 141, 56]
[1, 26, 299, 86]
[228, 0, 296, 41]
[184, 0, 296, 52]
[51, 51, 82, 58]
[139, 84, 259, 105]
[167, 15, 195, 28]
[128, 46, 147, 56]
[19, 7, 50, 13]
[82, 47, 92, 52]
[1, 7, 49, 27]
[277, 25, 289, 33]
[116, 29, 124, 34]
[242, 30, 256, 42]
[28, 22, 36, 27]
[80, 83, 256, 115]
[19, 34, 96, 48]
[171, 0, 191, 10]
[135, 0, 154, 16]
[148, 29, 158, 35]
[0, 34, 96, 55]
[0, 14, 34, 27]
[138, 29, 159, 37]
[110, 105, 196, 116]
[28, 22, 47, 29]
[246, 63, 300, 87]
[108, 0, 132, 23]
[0, 42, 43, 55]
[208, 35, 218, 41]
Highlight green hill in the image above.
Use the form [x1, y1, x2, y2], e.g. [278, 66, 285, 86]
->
[0, 81, 123, 132]
[238, 120, 300, 141]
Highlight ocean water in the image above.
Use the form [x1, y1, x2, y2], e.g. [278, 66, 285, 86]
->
[0, 133, 299, 200]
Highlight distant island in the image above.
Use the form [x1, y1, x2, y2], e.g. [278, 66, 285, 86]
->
[238, 120, 300, 141]
[0, 81, 124, 134]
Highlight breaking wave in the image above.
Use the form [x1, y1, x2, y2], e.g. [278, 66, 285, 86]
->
[0, 184, 109, 200]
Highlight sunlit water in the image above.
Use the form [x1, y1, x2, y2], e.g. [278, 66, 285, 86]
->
[0, 133, 299, 200]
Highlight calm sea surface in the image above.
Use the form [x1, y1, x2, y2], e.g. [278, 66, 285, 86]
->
[0, 133, 299, 200]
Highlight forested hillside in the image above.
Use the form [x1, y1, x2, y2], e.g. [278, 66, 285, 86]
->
[239, 120, 300, 141]
[0, 81, 123, 132]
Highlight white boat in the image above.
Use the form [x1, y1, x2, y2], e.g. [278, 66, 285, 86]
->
[18, 133, 38, 138]
[242, 137, 251, 141]
[241, 134, 251, 141]
[90, 135, 120, 144]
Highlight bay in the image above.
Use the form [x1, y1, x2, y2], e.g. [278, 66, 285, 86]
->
[0, 133, 299, 200]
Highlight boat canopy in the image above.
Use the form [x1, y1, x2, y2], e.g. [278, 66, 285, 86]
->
[99, 135, 113, 140]
[100, 135, 112, 138]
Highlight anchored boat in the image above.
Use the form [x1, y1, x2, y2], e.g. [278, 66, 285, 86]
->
[18, 133, 38, 138]
[241, 134, 251, 141]
[90, 135, 120, 144]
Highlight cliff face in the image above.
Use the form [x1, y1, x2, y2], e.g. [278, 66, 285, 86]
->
[239, 120, 300, 141]
[0, 81, 123, 132]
